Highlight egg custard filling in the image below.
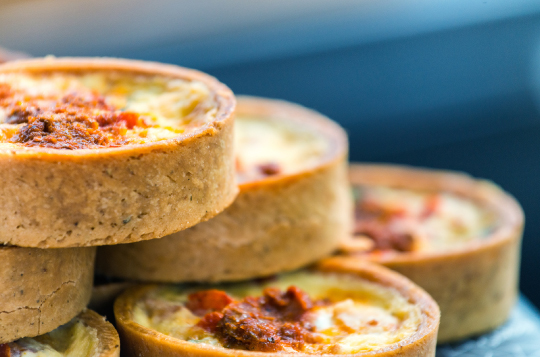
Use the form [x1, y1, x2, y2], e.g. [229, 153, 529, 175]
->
[352, 186, 497, 253]
[234, 116, 328, 183]
[0, 316, 99, 357]
[132, 271, 421, 354]
[0, 72, 217, 149]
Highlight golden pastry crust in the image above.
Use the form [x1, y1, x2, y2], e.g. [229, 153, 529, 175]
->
[0, 57, 237, 248]
[342, 164, 524, 343]
[114, 257, 439, 357]
[96, 96, 351, 282]
[0, 246, 95, 343]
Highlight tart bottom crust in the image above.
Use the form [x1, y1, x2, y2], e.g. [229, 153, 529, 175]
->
[96, 157, 351, 282]
[114, 258, 440, 357]
[344, 164, 524, 343]
[0, 246, 95, 343]
[0, 58, 237, 248]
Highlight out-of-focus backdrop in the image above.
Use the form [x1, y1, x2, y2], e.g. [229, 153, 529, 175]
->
[2, 0, 540, 305]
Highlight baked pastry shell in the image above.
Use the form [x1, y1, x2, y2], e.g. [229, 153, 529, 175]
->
[0, 245, 95, 343]
[342, 164, 524, 343]
[114, 257, 440, 357]
[0, 57, 237, 248]
[96, 96, 351, 282]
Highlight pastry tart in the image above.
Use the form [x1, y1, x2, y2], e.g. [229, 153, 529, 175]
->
[0, 309, 120, 357]
[0, 57, 237, 248]
[341, 164, 524, 343]
[96, 96, 351, 282]
[114, 257, 439, 356]
[0, 246, 95, 343]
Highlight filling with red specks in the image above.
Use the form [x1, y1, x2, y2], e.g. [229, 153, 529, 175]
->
[133, 271, 421, 354]
[234, 115, 328, 183]
[0, 71, 217, 150]
[349, 186, 496, 254]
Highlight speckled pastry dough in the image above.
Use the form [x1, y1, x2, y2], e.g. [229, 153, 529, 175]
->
[96, 96, 351, 282]
[0, 246, 95, 344]
[1, 309, 120, 357]
[115, 258, 439, 356]
[0, 57, 237, 248]
[341, 164, 524, 343]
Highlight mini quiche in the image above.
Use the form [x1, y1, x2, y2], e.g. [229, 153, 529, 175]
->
[96, 96, 351, 282]
[341, 164, 523, 343]
[0, 309, 120, 357]
[115, 258, 439, 356]
[0, 246, 95, 343]
[0, 57, 236, 248]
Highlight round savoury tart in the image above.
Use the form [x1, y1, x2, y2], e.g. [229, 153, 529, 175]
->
[0, 246, 95, 343]
[0, 57, 237, 248]
[0, 309, 120, 357]
[96, 96, 351, 282]
[114, 257, 439, 356]
[341, 164, 524, 343]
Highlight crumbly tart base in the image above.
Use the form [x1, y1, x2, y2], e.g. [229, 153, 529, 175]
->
[342, 164, 524, 343]
[0, 246, 95, 343]
[96, 96, 351, 282]
[114, 257, 440, 357]
[0, 57, 237, 248]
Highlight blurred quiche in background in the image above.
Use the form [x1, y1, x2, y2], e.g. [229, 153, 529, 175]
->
[342, 164, 524, 342]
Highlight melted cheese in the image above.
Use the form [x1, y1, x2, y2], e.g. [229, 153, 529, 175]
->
[234, 116, 328, 183]
[133, 271, 421, 354]
[356, 185, 496, 252]
[8, 317, 99, 357]
[0, 71, 217, 147]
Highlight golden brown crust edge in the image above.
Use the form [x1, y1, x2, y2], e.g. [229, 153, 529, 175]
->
[343, 163, 524, 343]
[0, 57, 238, 248]
[114, 257, 439, 357]
[0, 246, 95, 343]
[96, 96, 352, 282]
[79, 309, 120, 357]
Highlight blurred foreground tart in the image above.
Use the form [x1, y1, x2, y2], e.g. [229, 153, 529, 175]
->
[0, 309, 120, 357]
[97, 96, 351, 282]
[341, 164, 523, 343]
[115, 257, 439, 356]
[0, 57, 236, 248]
[0, 246, 95, 343]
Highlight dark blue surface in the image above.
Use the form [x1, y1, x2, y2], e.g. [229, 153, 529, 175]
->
[438, 297, 540, 356]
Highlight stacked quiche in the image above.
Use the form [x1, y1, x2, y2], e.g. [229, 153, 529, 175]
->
[0, 56, 523, 357]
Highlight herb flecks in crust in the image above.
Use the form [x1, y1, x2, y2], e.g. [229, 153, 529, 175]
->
[191, 287, 328, 352]
[0, 83, 146, 149]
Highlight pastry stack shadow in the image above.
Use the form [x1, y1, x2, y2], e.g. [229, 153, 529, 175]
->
[0, 57, 524, 357]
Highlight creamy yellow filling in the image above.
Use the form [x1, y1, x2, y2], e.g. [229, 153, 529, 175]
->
[0, 71, 217, 146]
[8, 317, 99, 357]
[235, 116, 328, 182]
[357, 185, 496, 251]
[133, 271, 421, 354]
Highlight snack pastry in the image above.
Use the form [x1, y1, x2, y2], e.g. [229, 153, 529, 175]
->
[115, 257, 439, 356]
[0, 57, 237, 248]
[0, 246, 95, 343]
[0, 309, 120, 357]
[97, 96, 351, 282]
[341, 164, 524, 342]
